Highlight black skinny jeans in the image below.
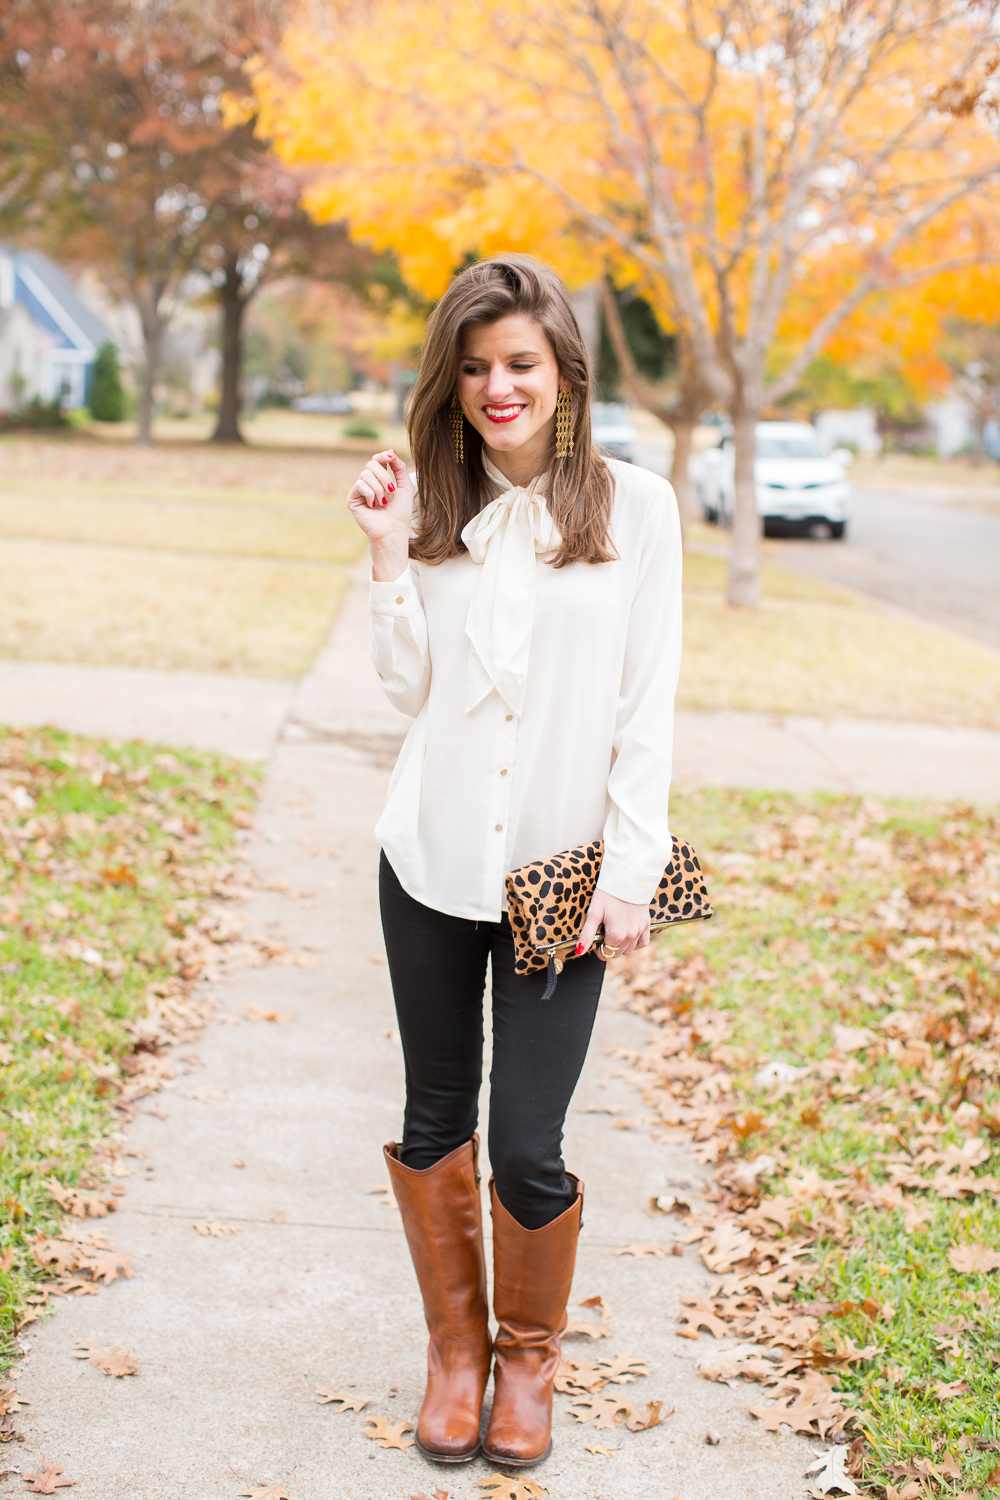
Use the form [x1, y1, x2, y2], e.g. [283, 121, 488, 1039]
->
[379, 853, 606, 1230]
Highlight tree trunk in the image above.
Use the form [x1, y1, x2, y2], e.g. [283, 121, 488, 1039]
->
[212, 260, 248, 444]
[726, 408, 761, 607]
[135, 314, 163, 446]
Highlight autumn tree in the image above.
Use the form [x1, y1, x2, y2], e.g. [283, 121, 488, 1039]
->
[255, 0, 1000, 604]
[0, 0, 356, 443]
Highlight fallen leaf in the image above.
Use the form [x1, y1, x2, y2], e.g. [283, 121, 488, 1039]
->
[804, 1445, 858, 1496]
[948, 1244, 1000, 1274]
[364, 1185, 394, 1206]
[409, 1490, 450, 1500]
[613, 1242, 667, 1259]
[72, 1336, 138, 1377]
[595, 1351, 649, 1385]
[362, 1415, 415, 1449]
[564, 1294, 612, 1341]
[933, 1379, 971, 1398]
[243, 1006, 294, 1023]
[568, 1393, 632, 1428]
[24, 1461, 78, 1493]
[677, 1296, 730, 1340]
[554, 1357, 607, 1394]
[624, 1400, 670, 1431]
[185, 1088, 231, 1102]
[475, 1477, 548, 1500]
[314, 1387, 370, 1412]
[192, 1220, 239, 1237]
[584, 1442, 617, 1457]
[235, 1488, 291, 1500]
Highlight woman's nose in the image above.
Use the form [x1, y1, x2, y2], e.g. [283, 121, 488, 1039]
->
[483, 364, 514, 400]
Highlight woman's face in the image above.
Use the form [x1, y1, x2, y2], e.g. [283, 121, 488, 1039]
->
[457, 315, 564, 469]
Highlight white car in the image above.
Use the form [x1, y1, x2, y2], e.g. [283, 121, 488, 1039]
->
[694, 421, 852, 538]
[591, 402, 638, 463]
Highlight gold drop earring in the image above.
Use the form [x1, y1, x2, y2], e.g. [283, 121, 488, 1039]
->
[450, 393, 465, 464]
[555, 388, 574, 459]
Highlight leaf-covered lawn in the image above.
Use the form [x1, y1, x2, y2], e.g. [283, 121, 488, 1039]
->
[612, 790, 1000, 1498]
[0, 726, 258, 1367]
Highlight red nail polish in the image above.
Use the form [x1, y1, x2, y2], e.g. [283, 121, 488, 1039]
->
[575, 942, 585, 956]
[388, 483, 395, 491]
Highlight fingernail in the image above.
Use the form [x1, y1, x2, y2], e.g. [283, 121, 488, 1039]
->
[575, 943, 584, 956]
[388, 483, 395, 491]
[381, 498, 388, 506]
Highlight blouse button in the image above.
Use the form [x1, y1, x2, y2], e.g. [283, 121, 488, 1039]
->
[395, 596, 404, 604]
[505, 713, 513, 721]
[500, 769, 507, 776]
[495, 824, 503, 832]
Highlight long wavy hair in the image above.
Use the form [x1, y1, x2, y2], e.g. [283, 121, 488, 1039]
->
[407, 254, 615, 568]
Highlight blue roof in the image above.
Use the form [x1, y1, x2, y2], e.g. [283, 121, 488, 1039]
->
[8, 249, 110, 356]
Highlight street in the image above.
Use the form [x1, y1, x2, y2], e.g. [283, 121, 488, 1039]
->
[766, 485, 1000, 652]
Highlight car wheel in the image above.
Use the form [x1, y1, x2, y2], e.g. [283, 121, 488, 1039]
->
[829, 521, 846, 540]
[703, 504, 718, 525]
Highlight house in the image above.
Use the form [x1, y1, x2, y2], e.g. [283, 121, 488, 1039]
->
[0, 247, 111, 411]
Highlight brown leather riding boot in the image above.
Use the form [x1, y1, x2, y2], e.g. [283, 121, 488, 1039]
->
[482, 1174, 583, 1467]
[384, 1137, 492, 1462]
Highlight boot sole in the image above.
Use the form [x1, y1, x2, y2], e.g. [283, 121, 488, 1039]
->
[481, 1441, 552, 1468]
[415, 1437, 482, 1464]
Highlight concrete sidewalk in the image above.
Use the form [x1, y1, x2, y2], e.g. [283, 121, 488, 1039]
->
[7, 591, 820, 1500]
[3, 563, 999, 800]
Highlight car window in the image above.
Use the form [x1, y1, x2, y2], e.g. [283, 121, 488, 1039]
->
[756, 434, 830, 459]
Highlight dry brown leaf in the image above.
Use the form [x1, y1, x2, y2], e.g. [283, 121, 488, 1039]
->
[804, 1445, 858, 1496]
[934, 1379, 971, 1398]
[677, 1296, 731, 1340]
[584, 1442, 617, 1457]
[563, 1294, 612, 1341]
[314, 1386, 370, 1412]
[475, 1476, 548, 1499]
[24, 1461, 78, 1493]
[613, 1242, 668, 1259]
[624, 1400, 671, 1431]
[72, 1336, 138, 1377]
[362, 1415, 415, 1449]
[596, 1351, 649, 1385]
[554, 1357, 607, 1394]
[568, 1393, 632, 1428]
[409, 1490, 450, 1500]
[0, 1388, 26, 1417]
[185, 1087, 231, 1102]
[243, 1006, 294, 1024]
[235, 1487, 291, 1500]
[192, 1220, 239, 1237]
[947, 1244, 1000, 1274]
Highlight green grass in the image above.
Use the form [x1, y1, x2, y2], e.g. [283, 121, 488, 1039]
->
[0, 726, 258, 1366]
[624, 790, 1000, 1495]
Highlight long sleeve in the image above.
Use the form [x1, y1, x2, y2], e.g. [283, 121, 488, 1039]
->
[597, 488, 683, 905]
[369, 561, 432, 718]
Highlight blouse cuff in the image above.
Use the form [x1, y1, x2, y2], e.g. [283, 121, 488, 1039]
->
[370, 563, 419, 616]
[596, 854, 661, 908]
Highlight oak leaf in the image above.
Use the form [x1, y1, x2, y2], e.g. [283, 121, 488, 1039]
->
[613, 1242, 667, 1259]
[193, 1220, 239, 1237]
[584, 1442, 617, 1456]
[362, 1415, 415, 1449]
[804, 1445, 858, 1496]
[83, 1248, 136, 1285]
[948, 1244, 1000, 1274]
[934, 1379, 971, 1398]
[677, 1296, 730, 1340]
[24, 1461, 78, 1493]
[564, 1293, 612, 1341]
[73, 1336, 138, 1377]
[554, 1357, 606, 1394]
[185, 1088, 231, 1102]
[624, 1400, 670, 1431]
[595, 1351, 649, 1385]
[409, 1490, 450, 1500]
[314, 1386, 370, 1411]
[568, 1393, 632, 1428]
[475, 1477, 548, 1499]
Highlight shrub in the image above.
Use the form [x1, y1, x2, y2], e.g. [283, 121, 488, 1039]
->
[88, 340, 125, 422]
[343, 417, 380, 440]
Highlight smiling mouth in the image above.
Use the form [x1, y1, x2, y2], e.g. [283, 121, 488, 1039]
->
[482, 404, 526, 424]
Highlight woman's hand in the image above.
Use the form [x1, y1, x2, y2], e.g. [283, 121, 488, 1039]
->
[346, 450, 416, 581]
[578, 890, 650, 960]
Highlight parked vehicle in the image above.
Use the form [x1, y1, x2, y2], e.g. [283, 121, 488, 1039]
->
[692, 421, 853, 538]
[292, 393, 353, 415]
[591, 401, 637, 463]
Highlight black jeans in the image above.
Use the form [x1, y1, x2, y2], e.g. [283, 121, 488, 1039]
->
[379, 853, 605, 1229]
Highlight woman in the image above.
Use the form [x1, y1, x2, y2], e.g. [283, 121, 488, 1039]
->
[346, 254, 681, 1468]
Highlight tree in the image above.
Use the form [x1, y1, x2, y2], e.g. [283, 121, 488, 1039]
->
[255, 0, 1000, 604]
[0, 0, 356, 444]
[88, 340, 125, 421]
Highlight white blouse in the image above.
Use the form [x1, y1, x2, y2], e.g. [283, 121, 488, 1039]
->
[369, 455, 683, 922]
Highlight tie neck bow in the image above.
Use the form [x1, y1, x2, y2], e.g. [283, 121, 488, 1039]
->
[459, 454, 561, 716]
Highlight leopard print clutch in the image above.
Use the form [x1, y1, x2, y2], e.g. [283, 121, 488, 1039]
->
[506, 835, 713, 993]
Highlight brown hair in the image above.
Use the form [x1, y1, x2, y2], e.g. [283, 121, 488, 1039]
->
[407, 254, 615, 568]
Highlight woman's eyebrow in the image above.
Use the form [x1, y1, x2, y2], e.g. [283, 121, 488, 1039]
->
[462, 350, 543, 360]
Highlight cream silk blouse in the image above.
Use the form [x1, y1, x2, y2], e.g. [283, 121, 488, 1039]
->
[369, 454, 683, 923]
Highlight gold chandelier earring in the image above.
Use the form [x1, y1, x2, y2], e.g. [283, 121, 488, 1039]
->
[555, 388, 574, 459]
[450, 393, 465, 464]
